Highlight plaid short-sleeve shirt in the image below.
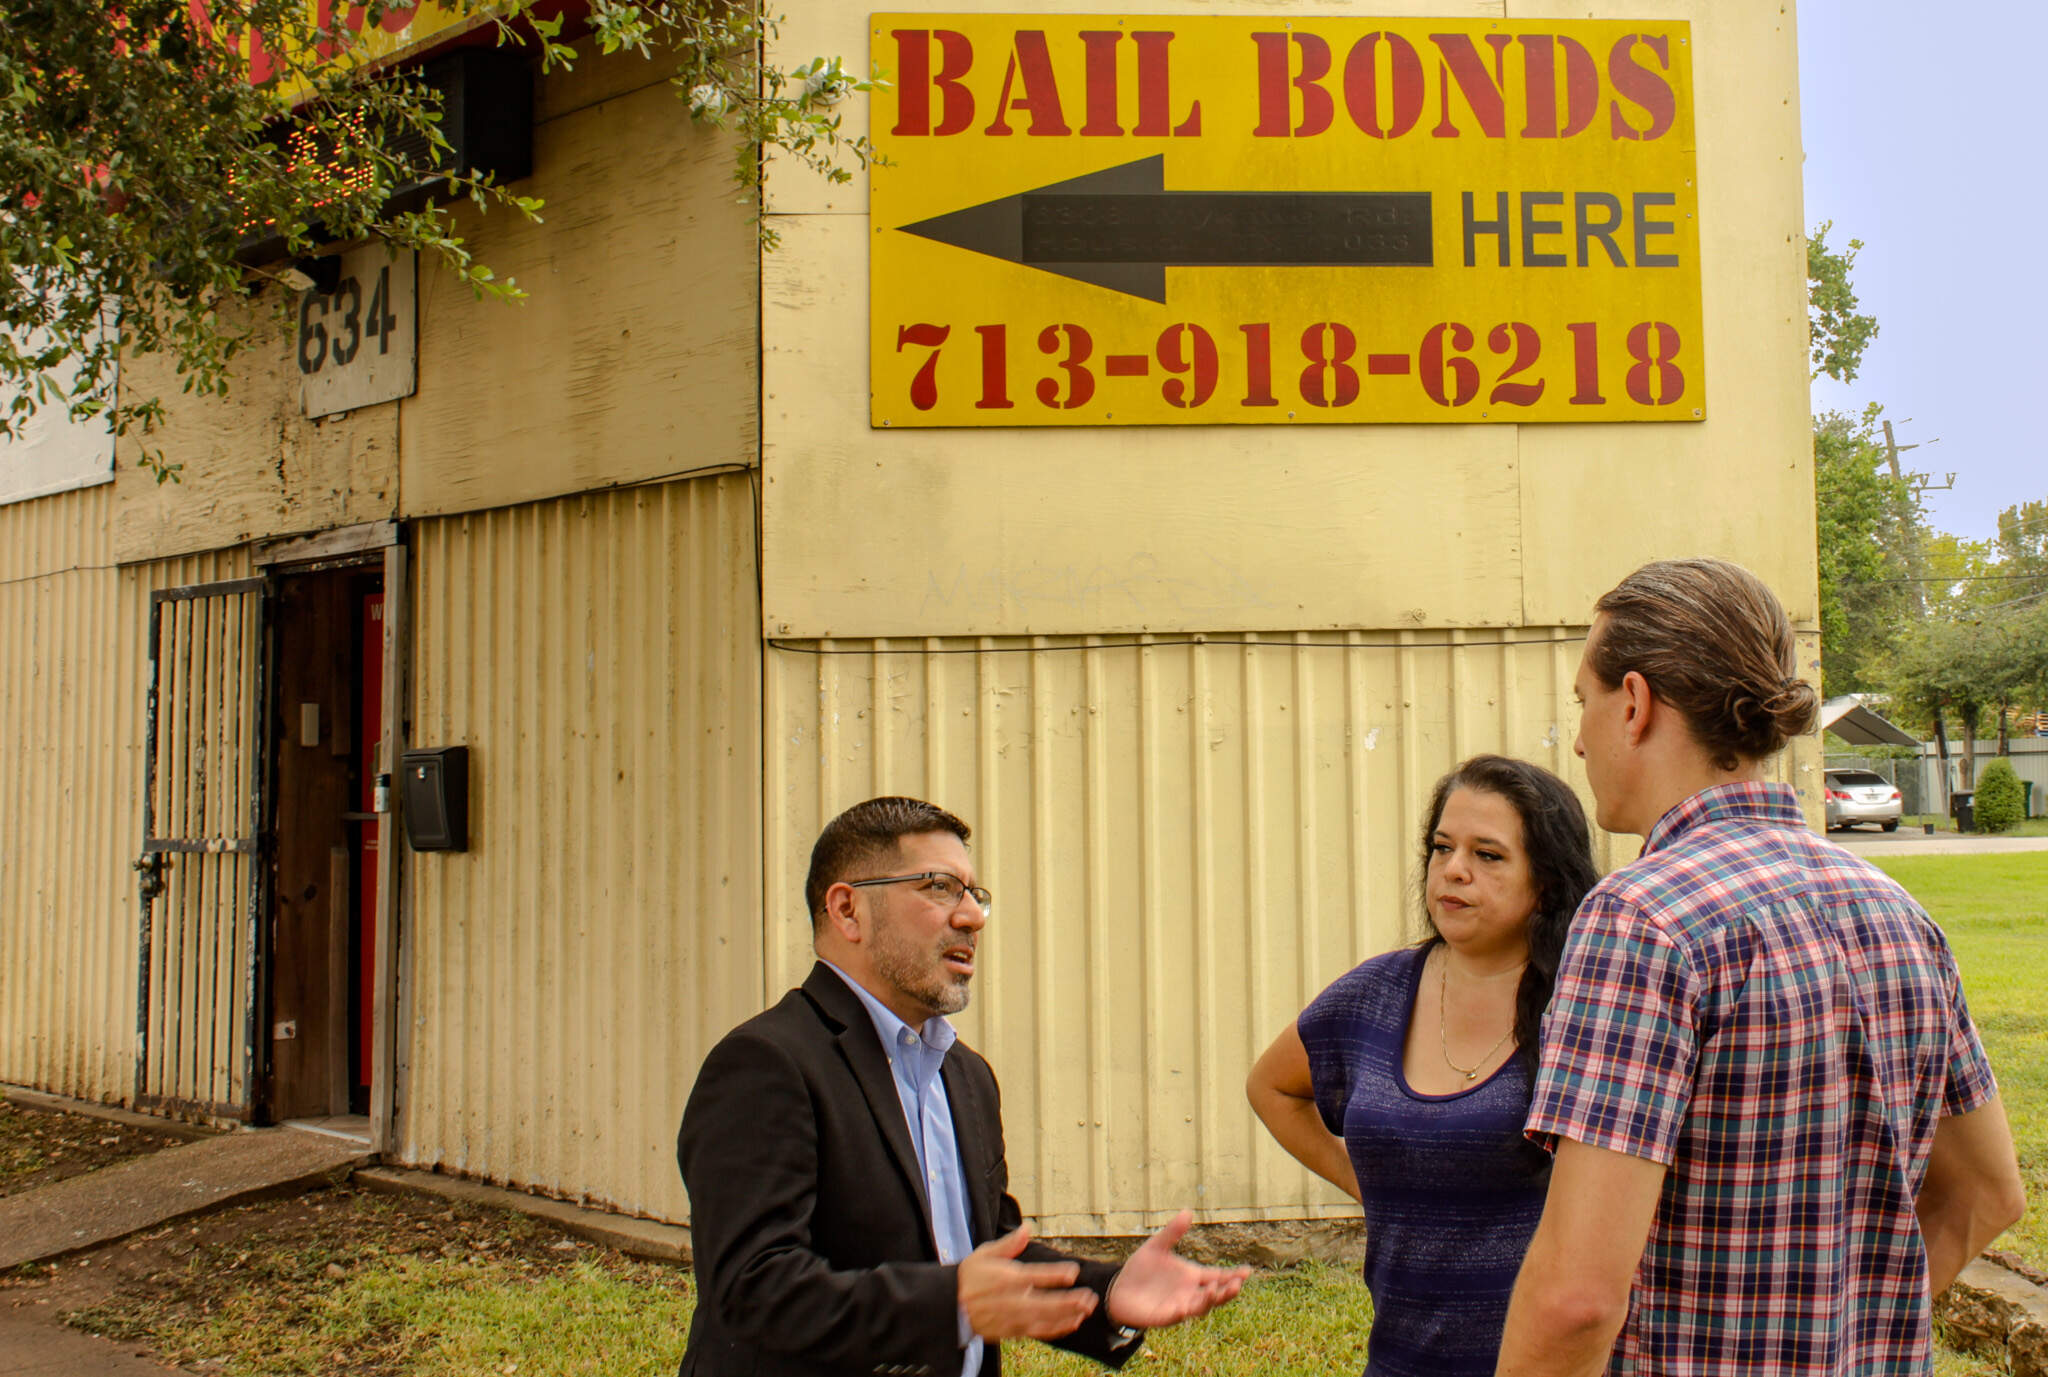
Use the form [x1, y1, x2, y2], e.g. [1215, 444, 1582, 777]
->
[1527, 783, 1996, 1376]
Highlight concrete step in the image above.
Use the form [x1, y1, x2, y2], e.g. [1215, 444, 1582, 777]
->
[0, 1311, 184, 1375]
[0, 1126, 369, 1271]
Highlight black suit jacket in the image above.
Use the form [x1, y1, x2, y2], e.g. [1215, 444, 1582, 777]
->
[677, 963, 1137, 1377]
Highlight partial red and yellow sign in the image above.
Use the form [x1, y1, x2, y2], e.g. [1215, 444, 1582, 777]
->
[870, 13, 1702, 427]
[190, 0, 472, 98]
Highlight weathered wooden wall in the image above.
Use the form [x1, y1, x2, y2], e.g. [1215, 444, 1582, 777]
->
[112, 301, 399, 565]
[398, 41, 758, 516]
[113, 35, 757, 562]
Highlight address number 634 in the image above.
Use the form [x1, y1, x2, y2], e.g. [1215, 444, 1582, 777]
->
[298, 265, 402, 376]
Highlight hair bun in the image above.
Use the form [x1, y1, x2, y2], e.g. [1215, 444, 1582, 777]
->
[1761, 678, 1819, 738]
[1722, 678, 1817, 752]
[1727, 691, 1766, 734]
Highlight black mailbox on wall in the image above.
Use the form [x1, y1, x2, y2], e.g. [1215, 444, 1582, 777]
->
[400, 747, 469, 852]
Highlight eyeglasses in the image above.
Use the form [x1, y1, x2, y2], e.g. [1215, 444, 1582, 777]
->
[847, 871, 993, 915]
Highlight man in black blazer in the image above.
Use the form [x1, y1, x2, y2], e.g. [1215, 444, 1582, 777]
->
[678, 796, 1247, 1377]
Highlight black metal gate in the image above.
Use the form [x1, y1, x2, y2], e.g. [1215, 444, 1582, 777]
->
[135, 577, 270, 1120]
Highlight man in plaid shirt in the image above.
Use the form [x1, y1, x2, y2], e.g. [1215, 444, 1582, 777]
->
[1496, 559, 2024, 1377]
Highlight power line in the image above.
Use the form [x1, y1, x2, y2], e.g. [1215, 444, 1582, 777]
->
[1843, 574, 2048, 586]
[1990, 509, 2048, 539]
[1973, 588, 2048, 615]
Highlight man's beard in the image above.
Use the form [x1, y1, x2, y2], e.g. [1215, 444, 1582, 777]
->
[871, 915, 973, 1019]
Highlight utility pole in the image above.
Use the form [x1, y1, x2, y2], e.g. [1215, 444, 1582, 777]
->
[1879, 419, 1942, 620]
[1878, 418, 1954, 811]
[1880, 418, 1952, 495]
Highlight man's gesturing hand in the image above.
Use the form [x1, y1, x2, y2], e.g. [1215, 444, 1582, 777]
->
[958, 1224, 1099, 1341]
[1105, 1209, 1251, 1329]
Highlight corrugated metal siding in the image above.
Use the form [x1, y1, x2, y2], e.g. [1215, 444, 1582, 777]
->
[0, 483, 115, 581]
[0, 485, 120, 1100]
[400, 474, 762, 1221]
[0, 483, 248, 1104]
[765, 629, 1816, 1234]
[1916, 740, 2048, 818]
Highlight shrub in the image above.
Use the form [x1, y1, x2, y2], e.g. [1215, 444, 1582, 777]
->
[1973, 760, 2026, 833]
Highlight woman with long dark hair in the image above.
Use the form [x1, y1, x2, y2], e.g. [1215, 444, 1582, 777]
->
[1246, 754, 1597, 1377]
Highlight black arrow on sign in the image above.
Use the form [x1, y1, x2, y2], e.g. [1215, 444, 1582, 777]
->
[895, 155, 1433, 304]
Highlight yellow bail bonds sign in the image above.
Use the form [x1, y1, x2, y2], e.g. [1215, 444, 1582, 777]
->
[869, 14, 1701, 427]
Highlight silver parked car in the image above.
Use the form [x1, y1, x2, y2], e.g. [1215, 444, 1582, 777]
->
[1824, 769, 1903, 832]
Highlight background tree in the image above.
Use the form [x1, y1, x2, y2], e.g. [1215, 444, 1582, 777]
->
[0, 0, 874, 476]
[1809, 224, 1918, 696]
[1808, 220, 1879, 385]
[1977, 615, 2037, 757]
[1973, 547, 2048, 749]
[1884, 618, 1966, 778]
[1993, 497, 2048, 606]
[1919, 532, 2005, 618]
[1915, 524, 2047, 749]
[1814, 404, 1918, 694]
[1885, 590, 2048, 792]
[2020, 599, 2048, 734]
[1887, 618, 1983, 789]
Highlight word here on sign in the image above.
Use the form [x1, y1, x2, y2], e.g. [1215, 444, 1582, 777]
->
[870, 14, 1702, 427]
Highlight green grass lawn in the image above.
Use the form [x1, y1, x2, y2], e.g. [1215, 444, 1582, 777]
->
[1010, 1262, 1372, 1376]
[75, 1248, 2007, 1377]
[1874, 852, 2048, 1277]
[158, 1254, 693, 1376]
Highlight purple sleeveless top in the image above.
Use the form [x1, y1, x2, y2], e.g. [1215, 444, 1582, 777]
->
[1298, 945, 1552, 1377]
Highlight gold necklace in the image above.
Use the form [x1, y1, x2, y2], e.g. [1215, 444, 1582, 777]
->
[1438, 951, 1519, 1081]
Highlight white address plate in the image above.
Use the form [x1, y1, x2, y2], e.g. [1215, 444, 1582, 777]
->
[297, 246, 417, 420]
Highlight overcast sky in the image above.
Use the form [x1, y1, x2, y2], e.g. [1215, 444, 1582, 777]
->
[1799, 0, 2045, 543]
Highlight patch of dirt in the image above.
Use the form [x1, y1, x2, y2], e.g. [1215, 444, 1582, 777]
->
[0, 1178, 685, 1374]
[0, 1099, 186, 1198]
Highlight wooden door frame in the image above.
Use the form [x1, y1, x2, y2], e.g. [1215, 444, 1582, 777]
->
[369, 541, 407, 1154]
[252, 523, 406, 1150]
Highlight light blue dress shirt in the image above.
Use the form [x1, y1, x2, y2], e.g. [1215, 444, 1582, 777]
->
[822, 961, 984, 1377]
